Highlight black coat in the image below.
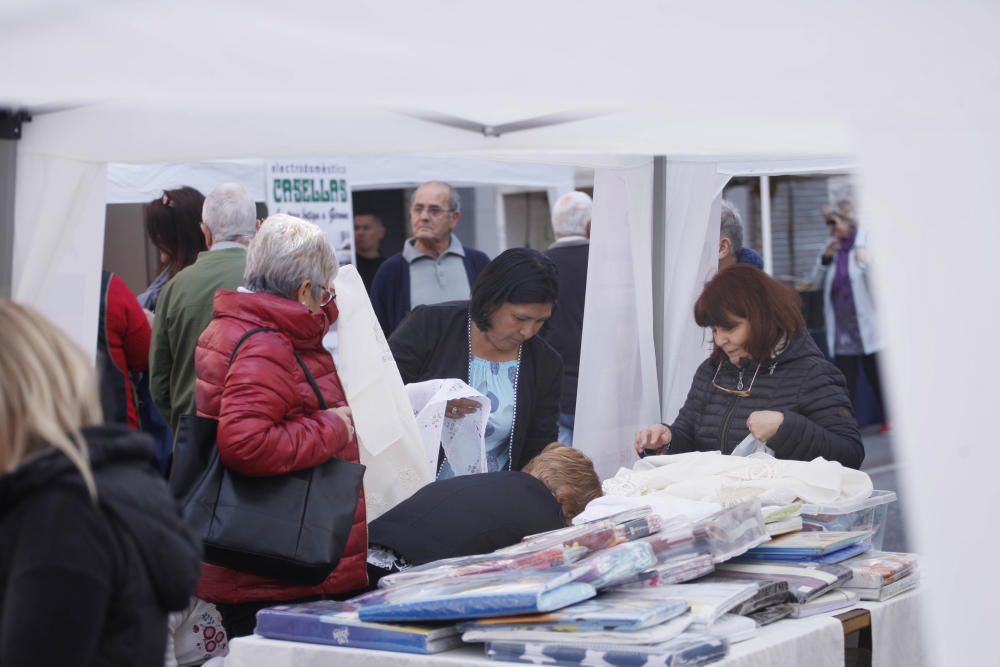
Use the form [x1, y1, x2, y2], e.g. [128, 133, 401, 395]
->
[388, 301, 563, 470]
[541, 240, 589, 414]
[0, 425, 201, 666]
[668, 334, 865, 469]
[368, 471, 565, 565]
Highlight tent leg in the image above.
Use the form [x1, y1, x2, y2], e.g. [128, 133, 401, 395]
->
[651, 156, 667, 406]
[759, 175, 773, 275]
[0, 138, 17, 299]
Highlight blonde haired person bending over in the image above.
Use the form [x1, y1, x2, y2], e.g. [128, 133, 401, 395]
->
[0, 301, 200, 666]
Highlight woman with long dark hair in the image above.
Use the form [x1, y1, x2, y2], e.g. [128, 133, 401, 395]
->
[635, 264, 864, 469]
[138, 186, 207, 311]
[389, 248, 563, 476]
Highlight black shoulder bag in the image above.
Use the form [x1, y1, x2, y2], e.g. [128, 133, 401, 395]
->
[169, 327, 365, 585]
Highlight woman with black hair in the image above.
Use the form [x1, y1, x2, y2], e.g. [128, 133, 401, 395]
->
[388, 248, 563, 476]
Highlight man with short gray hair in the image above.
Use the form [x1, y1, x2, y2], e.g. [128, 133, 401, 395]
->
[540, 191, 593, 445]
[370, 181, 490, 336]
[150, 182, 258, 432]
[718, 199, 764, 270]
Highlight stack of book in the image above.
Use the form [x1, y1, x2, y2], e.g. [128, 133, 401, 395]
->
[736, 530, 872, 564]
[712, 562, 853, 604]
[788, 589, 860, 618]
[841, 551, 919, 601]
[254, 600, 461, 654]
[762, 503, 803, 537]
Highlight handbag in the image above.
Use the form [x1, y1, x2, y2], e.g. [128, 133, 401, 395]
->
[169, 327, 365, 585]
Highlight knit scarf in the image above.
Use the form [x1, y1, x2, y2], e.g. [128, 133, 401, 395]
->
[832, 234, 856, 300]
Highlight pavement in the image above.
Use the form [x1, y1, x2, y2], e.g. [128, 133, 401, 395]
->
[858, 427, 910, 552]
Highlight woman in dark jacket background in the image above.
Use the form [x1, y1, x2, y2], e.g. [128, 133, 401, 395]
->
[193, 214, 365, 638]
[389, 248, 563, 475]
[0, 301, 200, 666]
[138, 186, 208, 312]
[635, 264, 864, 469]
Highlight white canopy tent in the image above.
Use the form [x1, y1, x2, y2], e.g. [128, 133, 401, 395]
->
[3, 2, 999, 663]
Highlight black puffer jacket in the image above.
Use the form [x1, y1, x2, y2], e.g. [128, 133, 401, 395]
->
[0, 425, 201, 666]
[667, 334, 865, 469]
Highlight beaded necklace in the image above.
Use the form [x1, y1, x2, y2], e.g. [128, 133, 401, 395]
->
[437, 318, 523, 476]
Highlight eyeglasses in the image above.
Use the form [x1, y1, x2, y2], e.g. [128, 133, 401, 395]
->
[411, 204, 453, 218]
[318, 286, 336, 307]
[711, 359, 761, 398]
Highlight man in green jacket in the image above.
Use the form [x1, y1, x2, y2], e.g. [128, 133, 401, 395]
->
[150, 182, 258, 433]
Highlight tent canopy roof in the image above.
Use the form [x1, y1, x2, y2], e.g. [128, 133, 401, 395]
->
[6, 0, 968, 164]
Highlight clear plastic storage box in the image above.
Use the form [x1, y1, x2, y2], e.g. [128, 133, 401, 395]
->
[799, 490, 897, 551]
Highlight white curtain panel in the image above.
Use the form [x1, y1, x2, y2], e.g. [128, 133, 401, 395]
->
[13, 154, 107, 356]
[574, 159, 660, 480]
[333, 265, 432, 521]
[854, 103, 997, 665]
[659, 161, 732, 422]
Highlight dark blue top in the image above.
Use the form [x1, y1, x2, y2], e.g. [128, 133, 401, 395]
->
[368, 471, 564, 565]
[737, 247, 765, 269]
[541, 240, 589, 414]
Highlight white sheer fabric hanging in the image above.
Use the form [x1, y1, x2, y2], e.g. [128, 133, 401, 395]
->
[333, 266, 431, 521]
[659, 160, 732, 422]
[573, 159, 660, 480]
[13, 153, 107, 355]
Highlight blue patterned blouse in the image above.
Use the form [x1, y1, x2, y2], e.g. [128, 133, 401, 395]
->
[438, 355, 518, 479]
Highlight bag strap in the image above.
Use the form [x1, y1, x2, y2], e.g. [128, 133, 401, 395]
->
[293, 354, 329, 410]
[228, 327, 276, 366]
[228, 326, 328, 410]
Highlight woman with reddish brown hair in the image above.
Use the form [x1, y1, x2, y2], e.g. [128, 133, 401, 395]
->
[634, 264, 864, 469]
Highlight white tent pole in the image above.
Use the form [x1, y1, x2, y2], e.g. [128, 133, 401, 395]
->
[0, 112, 27, 298]
[651, 156, 667, 404]
[0, 140, 15, 298]
[759, 175, 773, 275]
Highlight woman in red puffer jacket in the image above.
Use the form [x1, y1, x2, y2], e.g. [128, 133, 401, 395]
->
[193, 214, 366, 638]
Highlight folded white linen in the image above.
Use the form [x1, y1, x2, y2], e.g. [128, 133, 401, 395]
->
[602, 451, 873, 508]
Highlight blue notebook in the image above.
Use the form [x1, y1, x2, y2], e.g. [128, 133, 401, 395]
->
[354, 568, 597, 622]
[744, 530, 870, 557]
[735, 541, 872, 564]
[459, 592, 689, 634]
[254, 600, 461, 654]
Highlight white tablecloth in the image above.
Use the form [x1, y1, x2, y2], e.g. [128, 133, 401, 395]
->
[856, 590, 925, 667]
[720, 614, 843, 667]
[224, 613, 845, 667]
[224, 588, 923, 666]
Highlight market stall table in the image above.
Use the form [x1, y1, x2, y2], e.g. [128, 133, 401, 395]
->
[223, 591, 922, 667]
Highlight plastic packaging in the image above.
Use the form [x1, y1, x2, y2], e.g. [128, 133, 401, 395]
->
[693, 499, 769, 563]
[799, 490, 897, 551]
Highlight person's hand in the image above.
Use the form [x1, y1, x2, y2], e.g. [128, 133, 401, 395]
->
[634, 423, 671, 455]
[822, 238, 839, 259]
[746, 410, 784, 442]
[329, 406, 354, 440]
[854, 247, 870, 267]
[445, 398, 480, 420]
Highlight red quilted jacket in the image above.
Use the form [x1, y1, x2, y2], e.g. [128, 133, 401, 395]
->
[193, 290, 367, 603]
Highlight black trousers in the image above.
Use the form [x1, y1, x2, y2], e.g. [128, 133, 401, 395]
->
[834, 352, 887, 422]
[215, 600, 277, 640]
